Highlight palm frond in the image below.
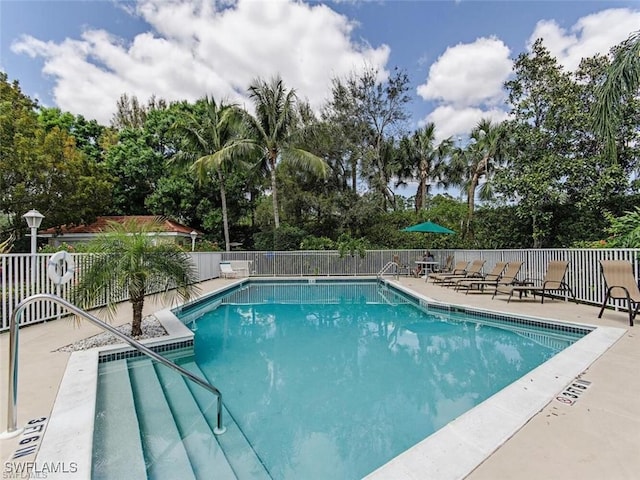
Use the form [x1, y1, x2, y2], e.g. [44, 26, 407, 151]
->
[593, 30, 640, 161]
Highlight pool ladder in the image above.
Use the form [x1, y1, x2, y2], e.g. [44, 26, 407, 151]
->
[1, 293, 226, 438]
[377, 261, 400, 280]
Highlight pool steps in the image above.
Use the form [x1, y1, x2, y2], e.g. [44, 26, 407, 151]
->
[92, 360, 147, 479]
[92, 354, 270, 480]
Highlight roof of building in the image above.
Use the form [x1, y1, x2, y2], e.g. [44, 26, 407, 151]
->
[39, 216, 202, 236]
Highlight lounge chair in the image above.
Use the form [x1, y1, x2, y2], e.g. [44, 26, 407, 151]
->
[458, 261, 523, 294]
[428, 260, 469, 284]
[454, 261, 508, 292]
[493, 260, 575, 303]
[598, 260, 640, 326]
[220, 262, 238, 279]
[433, 259, 486, 286]
[435, 254, 454, 273]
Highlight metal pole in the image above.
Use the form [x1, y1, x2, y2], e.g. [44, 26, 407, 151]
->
[2, 293, 225, 438]
[30, 226, 37, 289]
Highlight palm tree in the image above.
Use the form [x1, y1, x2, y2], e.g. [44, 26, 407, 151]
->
[245, 76, 328, 229]
[448, 119, 506, 237]
[73, 219, 199, 337]
[593, 30, 640, 161]
[398, 123, 451, 211]
[172, 97, 252, 251]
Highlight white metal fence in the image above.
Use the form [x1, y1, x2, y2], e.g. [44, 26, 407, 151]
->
[2, 249, 639, 331]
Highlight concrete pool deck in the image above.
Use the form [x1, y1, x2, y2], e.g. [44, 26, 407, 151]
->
[1, 276, 639, 479]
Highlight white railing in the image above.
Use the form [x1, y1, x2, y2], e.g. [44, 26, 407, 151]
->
[2, 249, 639, 331]
[1, 252, 221, 331]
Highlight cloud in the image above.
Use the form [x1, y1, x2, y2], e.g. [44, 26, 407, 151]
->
[529, 8, 640, 72]
[420, 105, 509, 143]
[11, 0, 390, 125]
[414, 7, 640, 140]
[414, 36, 512, 139]
[416, 37, 512, 108]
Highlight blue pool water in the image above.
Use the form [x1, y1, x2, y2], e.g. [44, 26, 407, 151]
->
[180, 281, 585, 479]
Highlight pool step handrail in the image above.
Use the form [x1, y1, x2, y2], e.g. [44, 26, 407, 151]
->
[2, 293, 226, 438]
[377, 261, 400, 280]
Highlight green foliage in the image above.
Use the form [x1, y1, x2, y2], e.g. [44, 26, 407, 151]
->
[300, 236, 336, 250]
[73, 219, 199, 336]
[337, 233, 369, 258]
[604, 207, 640, 247]
[0, 73, 113, 242]
[253, 224, 308, 251]
[593, 30, 640, 161]
[4, 34, 640, 253]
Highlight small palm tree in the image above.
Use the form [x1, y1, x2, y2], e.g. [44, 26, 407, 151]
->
[73, 219, 200, 336]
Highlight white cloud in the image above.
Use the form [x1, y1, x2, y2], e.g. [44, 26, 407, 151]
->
[416, 37, 512, 108]
[420, 105, 509, 143]
[529, 8, 640, 71]
[11, 0, 390, 124]
[414, 7, 640, 141]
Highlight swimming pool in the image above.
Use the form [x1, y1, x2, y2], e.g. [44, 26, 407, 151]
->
[175, 280, 587, 479]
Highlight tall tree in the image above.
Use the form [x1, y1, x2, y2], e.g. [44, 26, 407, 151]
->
[495, 40, 579, 247]
[0, 73, 112, 236]
[111, 93, 168, 130]
[398, 123, 451, 211]
[462, 119, 506, 233]
[327, 68, 411, 209]
[245, 75, 328, 229]
[593, 30, 640, 161]
[172, 97, 251, 251]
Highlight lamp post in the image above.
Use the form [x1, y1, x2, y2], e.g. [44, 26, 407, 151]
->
[190, 231, 198, 252]
[22, 209, 44, 287]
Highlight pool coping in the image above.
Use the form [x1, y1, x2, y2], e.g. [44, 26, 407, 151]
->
[364, 281, 626, 479]
[34, 278, 626, 480]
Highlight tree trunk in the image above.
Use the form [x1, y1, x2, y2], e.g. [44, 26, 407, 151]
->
[466, 173, 479, 239]
[270, 154, 280, 229]
[217, 167, 231, 252]
[131, 297, 144, 337]
[415, 182, 424, 211]
[350, 154, 357, 191]
[417, 158, 428, 211]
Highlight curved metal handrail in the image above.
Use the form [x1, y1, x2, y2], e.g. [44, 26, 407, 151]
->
[2, 293, 225, 438]
[377, 261, 399, 280]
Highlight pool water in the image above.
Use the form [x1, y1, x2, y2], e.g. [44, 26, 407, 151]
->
[183, 281, 584, 479]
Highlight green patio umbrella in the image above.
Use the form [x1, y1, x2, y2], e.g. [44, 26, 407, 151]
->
[402, 221, 455, 234]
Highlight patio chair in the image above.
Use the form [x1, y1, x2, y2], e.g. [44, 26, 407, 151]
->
[434, 254, 454, 273]
[459, 261, 523, 294]
[493, 260, 575, 304]
[220, 262, 239, 279]
[428, 260, 469, 284]
[433, 259, 486, 286]
[598, 260, 640, 326]
[454, 261, 508, 292]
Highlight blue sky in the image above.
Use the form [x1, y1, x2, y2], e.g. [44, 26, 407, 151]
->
[1, 0, 638, 142]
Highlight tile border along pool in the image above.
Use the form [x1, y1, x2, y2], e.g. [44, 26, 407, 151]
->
[28, 277, 625, 480]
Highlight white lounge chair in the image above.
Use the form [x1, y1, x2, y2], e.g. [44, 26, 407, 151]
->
[220, 262, 238, 278]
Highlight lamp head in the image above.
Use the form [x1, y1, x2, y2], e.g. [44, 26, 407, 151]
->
[23, 209, 44, 229]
